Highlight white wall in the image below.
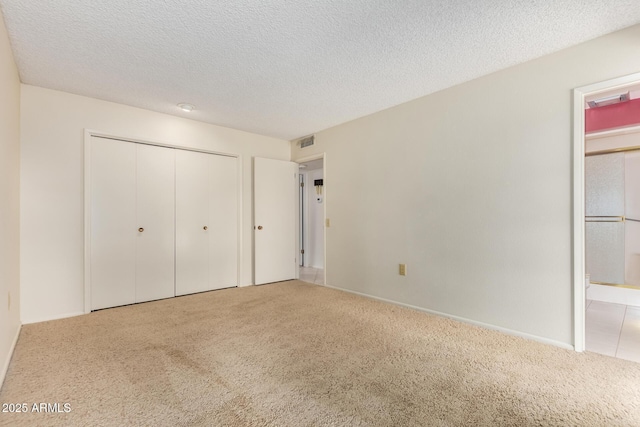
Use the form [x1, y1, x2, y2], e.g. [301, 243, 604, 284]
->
[0, 11, 21, 385]
[20, 85, 290, 324]
[292, 24, 640, 347]
[305, 168, 324, 268]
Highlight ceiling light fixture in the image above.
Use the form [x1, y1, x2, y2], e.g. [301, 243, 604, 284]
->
[178, 103, 195, 112]
[587, 93, 629, 108]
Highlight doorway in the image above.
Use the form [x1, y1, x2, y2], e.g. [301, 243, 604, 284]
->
[297, 157, 325, 285]
[585, 142, 640, 360]
[573, 72, 640, 356]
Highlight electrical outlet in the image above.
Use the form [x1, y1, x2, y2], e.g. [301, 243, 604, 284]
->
[325, 218, 331, 227]
[399, 264, 407, 276]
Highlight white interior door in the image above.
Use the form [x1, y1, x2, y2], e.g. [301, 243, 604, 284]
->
[209, 155, 238, 290]
[254, 157, 298, 285]
[176, 150, 210, 295]
[91, 138, 136, 310]
[136, 144, 175, 302]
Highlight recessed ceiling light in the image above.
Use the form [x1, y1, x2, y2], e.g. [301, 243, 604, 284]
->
[178, 103, 195, 112]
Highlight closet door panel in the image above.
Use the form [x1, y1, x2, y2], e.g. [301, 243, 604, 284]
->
[136, 144, 176, 303]
[91, 138, 136, 310]
[176, 150, 210, 295]
[209, 155, 238, 290]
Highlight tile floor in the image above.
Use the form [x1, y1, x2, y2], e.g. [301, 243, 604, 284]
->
[299, 266, 324, 285]
[586, 299, 640, 362]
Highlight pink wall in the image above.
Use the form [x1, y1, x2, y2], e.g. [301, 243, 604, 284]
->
[586, 98, 640, 133]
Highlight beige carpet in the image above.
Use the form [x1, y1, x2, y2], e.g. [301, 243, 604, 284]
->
[1, 281, 639, 426]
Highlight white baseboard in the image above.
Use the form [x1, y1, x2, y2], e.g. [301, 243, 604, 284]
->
[22, 311, 85, 325]
[323, 283, 574, 351]
[1, 324, 21, 389]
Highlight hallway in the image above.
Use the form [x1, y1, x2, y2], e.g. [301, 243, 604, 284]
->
[299, 267, 324, 285]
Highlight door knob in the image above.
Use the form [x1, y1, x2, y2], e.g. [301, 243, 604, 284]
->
[138, 227, 144, 232]
[257, 225, 263, 230]
[203, 226, 208, 230]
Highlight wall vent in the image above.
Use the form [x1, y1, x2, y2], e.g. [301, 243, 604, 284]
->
[299, 135, 315, 148]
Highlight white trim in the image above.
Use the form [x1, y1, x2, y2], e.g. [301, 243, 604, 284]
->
[0, 324, 21, 388]
[295, 153, 325, 164]
[251, 157, 256, 285]
[322, 154, 327, 285]
[84, 131, 92, 313]
[572, 72, 640, 353]
[22, 311, 86, 325]
[299, 170, 313, 269]
[85, 129, 238, 158]
[83, 130, 244, 310]
[323, 284, 573, 351]
[295, 169, 301, 278]
[236, 155, 245, 287]
[572, 87, 586, 352]
[296, 168, 309, 279]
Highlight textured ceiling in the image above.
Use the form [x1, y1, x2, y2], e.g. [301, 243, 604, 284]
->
[1, 1, 640, 140]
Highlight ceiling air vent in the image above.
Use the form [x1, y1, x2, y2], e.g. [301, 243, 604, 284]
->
[299, 135, 315, 148]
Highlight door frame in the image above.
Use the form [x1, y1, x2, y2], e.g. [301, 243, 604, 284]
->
[295, 153, 326, 284]
[572, 72, 640, 351]
[83, 130, 242, 313]
[299, 172, 305, 267]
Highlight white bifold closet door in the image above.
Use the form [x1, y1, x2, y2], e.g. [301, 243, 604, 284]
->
[175, 150, 238, 295]
[90, 138, 175, 310]
[135, 144, 176, 302]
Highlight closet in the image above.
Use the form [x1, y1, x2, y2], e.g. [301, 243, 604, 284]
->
[175, 149, 238, 295]
[89, 136, 238, 311]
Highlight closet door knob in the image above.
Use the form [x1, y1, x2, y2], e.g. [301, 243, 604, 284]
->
[203, 226, 208, 230]
[138, 228, 144, 232]
[257, 225, 263, 230]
